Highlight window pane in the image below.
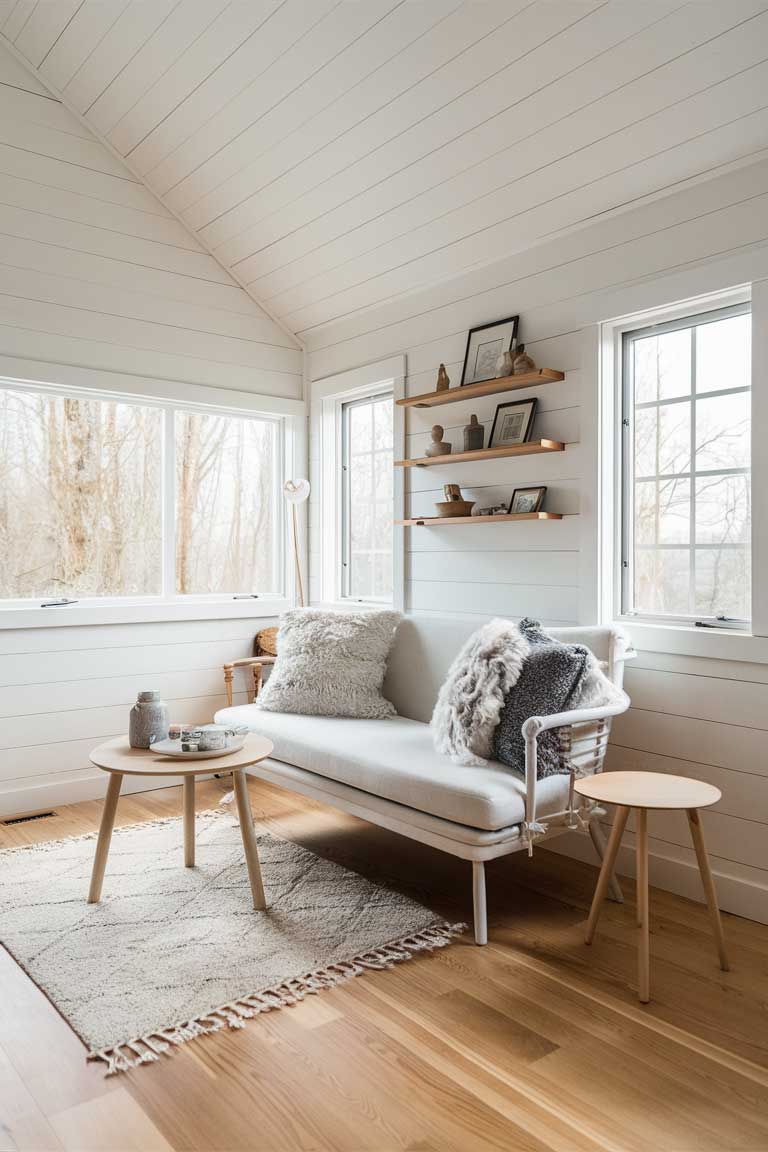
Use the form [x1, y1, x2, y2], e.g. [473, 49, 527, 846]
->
[696, 392, 750, 471]
[0, 390, 161, 597]
[175, 411, 277, 594]
[343, 393, 393, 601]
[695, 548, 750, 619]
[624, 304, 750, 621]
[658, 402, 690, 474]
[696, 313, 750, 394]
[633, 329, 690, 402]
[695, 475, 750, 545]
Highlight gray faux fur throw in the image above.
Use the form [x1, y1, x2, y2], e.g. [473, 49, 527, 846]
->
[432, 617, 623, 772]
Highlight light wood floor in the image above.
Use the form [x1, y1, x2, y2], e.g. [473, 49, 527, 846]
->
[1, 777, 767, 1152]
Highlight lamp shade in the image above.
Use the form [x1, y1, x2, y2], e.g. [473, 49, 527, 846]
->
[283, 478, 311, 505]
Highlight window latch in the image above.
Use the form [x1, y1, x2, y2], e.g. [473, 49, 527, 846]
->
[233, 594, 259, 599]
[40, 598, 78, 607]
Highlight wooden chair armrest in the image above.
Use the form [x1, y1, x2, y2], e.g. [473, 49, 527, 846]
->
[223, 656, 277, 705]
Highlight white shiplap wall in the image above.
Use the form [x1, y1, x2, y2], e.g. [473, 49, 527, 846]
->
[307, 156, 768, 922]
[0, 44, 298, 816]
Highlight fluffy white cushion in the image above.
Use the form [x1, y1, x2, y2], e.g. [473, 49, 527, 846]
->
[256, 608, 401, 719]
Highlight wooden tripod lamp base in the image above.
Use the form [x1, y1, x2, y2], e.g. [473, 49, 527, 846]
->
[574, 771, 728, 1003]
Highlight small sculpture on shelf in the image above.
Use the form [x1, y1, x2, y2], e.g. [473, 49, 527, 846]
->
[463, 413, 484, 452]
[495, 348, 515, 377]
[435, 363, 450, 392]
[425, 424, 452, 457]
[512, 343, 536, 374]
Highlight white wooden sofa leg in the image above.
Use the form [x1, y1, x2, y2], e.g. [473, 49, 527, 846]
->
[589, 813, 624, 903]
[472, 861, 488, 945]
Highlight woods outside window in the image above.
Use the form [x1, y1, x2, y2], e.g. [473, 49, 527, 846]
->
[0, 384, 283, 605]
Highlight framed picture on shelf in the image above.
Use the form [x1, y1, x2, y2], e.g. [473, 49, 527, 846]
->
[509, 486, 546, 515]
[488, 397, 537, 448]
[460, 315, 519, 386]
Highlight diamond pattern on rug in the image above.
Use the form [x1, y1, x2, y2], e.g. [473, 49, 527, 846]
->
[0, 810, 461, 1073]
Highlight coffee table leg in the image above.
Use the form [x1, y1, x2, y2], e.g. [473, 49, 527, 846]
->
[87, 772, 123, 903]
[232, 769, 266, 910]
[636, 808, 650, 1003]
[585, 805, 629, 945]
[687, 808, 729, 971]
[183, 776, 195, 867]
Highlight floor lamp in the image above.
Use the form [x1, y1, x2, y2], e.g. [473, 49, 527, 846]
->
[283, 479, 310, 607]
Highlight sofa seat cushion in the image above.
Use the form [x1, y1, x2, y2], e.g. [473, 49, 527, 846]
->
[214, 705, 571, 831]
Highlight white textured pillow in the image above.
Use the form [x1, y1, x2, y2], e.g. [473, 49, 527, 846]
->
[256, 609, 402, 718]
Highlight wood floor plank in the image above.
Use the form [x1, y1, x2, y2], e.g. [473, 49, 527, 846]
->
[1, 777, 767, 1152]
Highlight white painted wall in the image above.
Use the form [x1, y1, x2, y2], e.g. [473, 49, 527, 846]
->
[307, 156, 768, 923]
[0, 44, 299, 816]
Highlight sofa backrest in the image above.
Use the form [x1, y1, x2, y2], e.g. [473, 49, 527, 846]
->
[383, 615, 633, 723]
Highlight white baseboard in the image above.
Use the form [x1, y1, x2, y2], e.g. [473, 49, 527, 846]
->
[546, 829, 768, 925]
[0, 772, 185, 819]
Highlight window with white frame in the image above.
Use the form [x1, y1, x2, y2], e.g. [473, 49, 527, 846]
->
[620, 303, 751, 625]
[341, 391, 393, 601]
[0, 384, 283, 604]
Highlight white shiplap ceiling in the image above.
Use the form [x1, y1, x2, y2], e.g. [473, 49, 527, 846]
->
[3, 0, 768, 341]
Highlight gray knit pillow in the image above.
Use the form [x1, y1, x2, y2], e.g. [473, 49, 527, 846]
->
[256, 608, 401, 719]
[492, 619, 589, 778]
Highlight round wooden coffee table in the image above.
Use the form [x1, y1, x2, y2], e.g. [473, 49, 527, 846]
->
[87, 734, 273, 909]
[574, 770, 728, 1003]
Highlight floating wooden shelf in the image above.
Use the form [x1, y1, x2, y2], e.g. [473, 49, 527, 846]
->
[396, 512, 563, 526]
[396, 369, 564, 408]
[394, 438, 564, 468]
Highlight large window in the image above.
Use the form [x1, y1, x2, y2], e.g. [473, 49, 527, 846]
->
[341, 391, 393, 602]
[0, 385, 282, 604]
[621, 304, 751, 624]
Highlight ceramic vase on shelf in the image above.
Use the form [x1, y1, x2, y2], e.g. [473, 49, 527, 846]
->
[435, 363, 450, 392]
[463, 414, 484, 452]
[129, 690, 169, 749]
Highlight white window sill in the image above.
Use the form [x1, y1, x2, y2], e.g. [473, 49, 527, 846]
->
[0, 598, 291, 631]
[614, 618, 768, 664]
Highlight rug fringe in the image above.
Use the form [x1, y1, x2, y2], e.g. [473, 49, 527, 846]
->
[87, 920, 466, 1076]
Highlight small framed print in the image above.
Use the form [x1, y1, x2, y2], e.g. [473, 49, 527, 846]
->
[488, 398, 537, 448]
[509, 486, 546, 515]
[460, 315, 519, 386]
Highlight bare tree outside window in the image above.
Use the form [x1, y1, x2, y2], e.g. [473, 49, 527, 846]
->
[342, 393, 393, 601]
[175, 411, 278, 595]
[0, 389, 162, 598]
[623, 307, 751, 622]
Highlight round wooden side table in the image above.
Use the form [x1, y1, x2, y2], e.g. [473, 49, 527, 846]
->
[574, 770, 728, 1003]
[87, 734, 273, 909]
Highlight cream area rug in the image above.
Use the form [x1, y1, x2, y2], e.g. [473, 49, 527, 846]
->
[0, 810, 463, 1075]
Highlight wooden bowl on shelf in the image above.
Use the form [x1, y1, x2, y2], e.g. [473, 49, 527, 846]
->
[434, 499, 475, 518]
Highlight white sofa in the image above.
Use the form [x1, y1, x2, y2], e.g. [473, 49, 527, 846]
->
[215, 616, 633, 944]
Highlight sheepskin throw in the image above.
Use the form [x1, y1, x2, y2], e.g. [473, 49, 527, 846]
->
[431, 618, 530, 766]
[256, 608, 401, 718]
[492, 619, 591, 778]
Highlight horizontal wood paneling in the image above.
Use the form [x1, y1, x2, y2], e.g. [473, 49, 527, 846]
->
[0, 39, 301, 398]
[0, 608, 270, 813]
[6, 3, 768, 337]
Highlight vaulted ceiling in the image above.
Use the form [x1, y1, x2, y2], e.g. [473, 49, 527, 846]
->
[3, 0, 767, 341]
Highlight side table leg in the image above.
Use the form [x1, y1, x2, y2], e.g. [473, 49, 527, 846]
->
[687, 808, 729, 971]
[183, 776, 195, 867]
[232, 769, 266, 910]
[87, 772, 123, 903]
[585, 805, 629, 945]
[636, 808, 650, 1003]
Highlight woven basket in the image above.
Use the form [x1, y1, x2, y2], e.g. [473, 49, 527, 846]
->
[256, 626, 278, 656]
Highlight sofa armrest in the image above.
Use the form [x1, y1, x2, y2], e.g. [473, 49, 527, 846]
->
[519, 693, 631, 854]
